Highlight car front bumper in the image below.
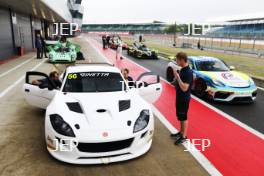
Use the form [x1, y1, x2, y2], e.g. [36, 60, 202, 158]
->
[45, 128, 154, 164]
[207, 86, 257, 102]
[49, 53, 76, 63]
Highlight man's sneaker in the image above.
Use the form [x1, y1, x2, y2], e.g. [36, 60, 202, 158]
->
[174, 136, 187, 145]
[170, 132, 182, 139]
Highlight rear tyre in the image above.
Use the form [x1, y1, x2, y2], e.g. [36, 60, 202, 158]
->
[166, 67, 174, 82]
[194, 79, 207, 98]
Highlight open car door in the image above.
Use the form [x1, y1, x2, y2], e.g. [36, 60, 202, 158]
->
[136, 72, 162, 103]
[23, 71, 58, 109]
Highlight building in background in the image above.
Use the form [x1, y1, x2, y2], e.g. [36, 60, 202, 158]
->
[0, 0, 84, 60]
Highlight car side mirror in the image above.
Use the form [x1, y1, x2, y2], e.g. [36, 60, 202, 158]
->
[230, 66, 235, 70]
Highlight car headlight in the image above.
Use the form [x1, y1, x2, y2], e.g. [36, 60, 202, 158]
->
[50, 114, 75, 137]
[212, 79, 225, 87]
[133, 110, 150, 133]
[248, 78, 255, 85]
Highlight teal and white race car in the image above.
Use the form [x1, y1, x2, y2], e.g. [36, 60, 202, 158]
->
[47, 41, 80, 63]
[166, 56, 257, 102]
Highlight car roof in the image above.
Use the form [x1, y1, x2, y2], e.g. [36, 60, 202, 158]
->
[188, 56, 220, 62]
[66, 63, 120, 73]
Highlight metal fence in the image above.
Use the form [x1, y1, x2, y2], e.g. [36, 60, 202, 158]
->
[125, 34, 264, 57]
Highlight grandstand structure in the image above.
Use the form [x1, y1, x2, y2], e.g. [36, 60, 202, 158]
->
[82, 22, 167, 34]
[207, 15, 264, 40]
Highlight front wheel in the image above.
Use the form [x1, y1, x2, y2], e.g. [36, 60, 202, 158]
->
[193, 79, 207, 98]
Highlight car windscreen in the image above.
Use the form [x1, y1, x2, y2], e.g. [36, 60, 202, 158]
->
[194, 59, 230, 71]
[62, 72, 125, 92]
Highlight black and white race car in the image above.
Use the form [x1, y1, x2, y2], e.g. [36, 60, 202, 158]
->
[127, 42, 158, 59]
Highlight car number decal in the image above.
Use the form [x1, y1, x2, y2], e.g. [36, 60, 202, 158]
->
[67, 73, 77, 79]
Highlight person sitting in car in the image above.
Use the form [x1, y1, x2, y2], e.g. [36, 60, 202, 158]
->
[122, 68, 134, 87]
[32, 71, 62, 89]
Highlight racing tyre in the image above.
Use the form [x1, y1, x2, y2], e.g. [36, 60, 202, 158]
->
[194, 79, 207, 98]
[152, 55, 158, 60]
[166, 67, 174, 82]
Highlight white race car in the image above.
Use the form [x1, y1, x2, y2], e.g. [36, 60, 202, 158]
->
[23, 63, 162, 164]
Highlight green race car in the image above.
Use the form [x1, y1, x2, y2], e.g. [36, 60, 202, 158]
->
[47, 41, 81, 63]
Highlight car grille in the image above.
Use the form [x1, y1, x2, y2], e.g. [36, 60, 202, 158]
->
[78, 153, 130, 159]
[54, 60, 70, 62]
[232, 97, 253, 103]
[77, 138, 134, 153]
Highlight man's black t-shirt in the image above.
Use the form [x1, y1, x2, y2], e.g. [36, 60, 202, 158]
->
[176, 66, 193, 102]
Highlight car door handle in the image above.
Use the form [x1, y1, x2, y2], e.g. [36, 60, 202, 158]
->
[156, 88, 161, 91]
[25, 89, 30, 92]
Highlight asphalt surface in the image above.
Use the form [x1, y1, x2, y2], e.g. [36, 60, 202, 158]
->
[0, 37, 208, 176]
[118, 48, 264, 134]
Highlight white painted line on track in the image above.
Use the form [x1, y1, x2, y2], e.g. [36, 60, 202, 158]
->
[257, 86, 264, 91]
[0, 59, 46, 99]
[191, 95, 264, 140]
[0, 56, 34, 78]
[160, 75, 264, 140]
[87, 37, 222, 176]
[151, 105, 222, 176]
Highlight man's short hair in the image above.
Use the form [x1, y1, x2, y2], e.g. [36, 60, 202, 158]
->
[176, 52, 188, 62]
[49, 71, 58, 78]
[123, 68, 129, 74]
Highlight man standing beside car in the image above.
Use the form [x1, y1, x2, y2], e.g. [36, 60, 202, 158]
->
[35, 34, 43, 59]
[171, 52, 193, 145]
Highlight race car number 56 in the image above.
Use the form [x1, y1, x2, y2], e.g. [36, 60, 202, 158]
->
[68, 74, 77, 79]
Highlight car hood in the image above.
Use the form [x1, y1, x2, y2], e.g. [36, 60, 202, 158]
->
[50, 90, 149, 131]
[199, 71, 251, 87]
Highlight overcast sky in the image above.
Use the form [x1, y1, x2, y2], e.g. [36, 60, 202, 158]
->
[82, 0, 264, 24]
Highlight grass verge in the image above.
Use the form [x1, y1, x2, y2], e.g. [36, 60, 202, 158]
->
[123, 38, 264, 79]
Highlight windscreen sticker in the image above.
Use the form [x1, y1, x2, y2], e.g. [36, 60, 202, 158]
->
[79, 72, 110, 77]
[67, 73, 78, 79]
